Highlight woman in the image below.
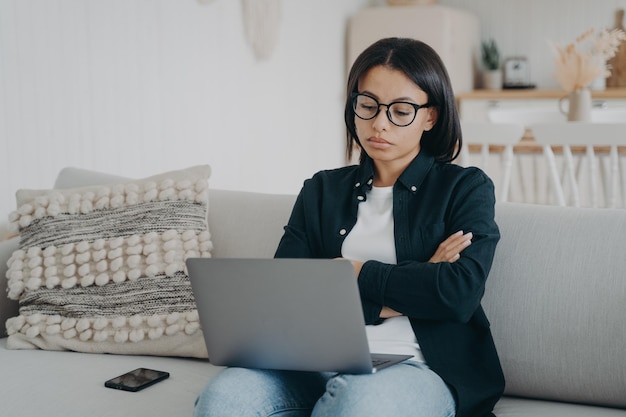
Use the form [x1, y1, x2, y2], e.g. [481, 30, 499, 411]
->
[194, 37, 504, 417]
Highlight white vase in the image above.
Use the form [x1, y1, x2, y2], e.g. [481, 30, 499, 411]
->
[482, 70, 502, 90]
[559, 88, 592, 122]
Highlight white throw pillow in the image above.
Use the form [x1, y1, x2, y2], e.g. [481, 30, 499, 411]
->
[4, 165, 212, 358]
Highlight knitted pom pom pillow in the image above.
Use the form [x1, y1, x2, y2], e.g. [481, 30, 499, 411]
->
[4, 165, 212, 358]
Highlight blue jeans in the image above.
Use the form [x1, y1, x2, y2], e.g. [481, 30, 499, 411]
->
[194, 361, 456, 417]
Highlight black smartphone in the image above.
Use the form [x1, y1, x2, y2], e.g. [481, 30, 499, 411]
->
[104, 368, 170, 392]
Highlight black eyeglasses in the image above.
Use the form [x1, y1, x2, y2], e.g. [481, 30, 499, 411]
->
[352, 93, 431, 127]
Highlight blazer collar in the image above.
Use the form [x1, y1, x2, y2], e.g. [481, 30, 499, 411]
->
[356, 151, 435, 193]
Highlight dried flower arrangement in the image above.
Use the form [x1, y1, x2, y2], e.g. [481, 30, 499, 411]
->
[551, 28, 626, 92]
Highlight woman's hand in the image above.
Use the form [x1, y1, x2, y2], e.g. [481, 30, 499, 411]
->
[380, 306, 402, 318]
[429, 230, 472, 263]
[339, 232, 470, 320]
[335, 258, 364, 278]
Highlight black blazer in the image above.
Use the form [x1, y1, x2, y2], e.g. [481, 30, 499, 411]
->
[275, 151, 504, 417]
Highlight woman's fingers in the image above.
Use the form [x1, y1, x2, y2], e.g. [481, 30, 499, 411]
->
[429, 231, 473, 263]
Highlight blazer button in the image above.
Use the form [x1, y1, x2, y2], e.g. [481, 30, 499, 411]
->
[339, 229, 347, 236]
[410, 185, 417, 192]
[357, 195, 365, 201]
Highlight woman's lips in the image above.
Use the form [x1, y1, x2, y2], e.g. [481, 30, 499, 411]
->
[367, 136, 392, 149]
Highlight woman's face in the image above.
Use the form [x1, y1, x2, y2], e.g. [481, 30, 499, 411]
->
[355, 65, 437, 174]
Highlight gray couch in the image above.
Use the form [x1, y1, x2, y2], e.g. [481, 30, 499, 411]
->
[1, 168, 625, 417]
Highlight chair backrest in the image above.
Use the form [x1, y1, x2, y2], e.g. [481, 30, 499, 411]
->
[531, 123, 626, 146]
[461, 121, 526, 146]
[460, 121, 525, 202]
[530, 122, 626, 208]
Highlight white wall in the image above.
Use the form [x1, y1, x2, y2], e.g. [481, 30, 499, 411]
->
[0, 0, 367, 219]
[438, 0, 626, 88]
[2, 0, 626, 220]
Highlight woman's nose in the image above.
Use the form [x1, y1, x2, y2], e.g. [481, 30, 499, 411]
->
[372, 106, 391, 131]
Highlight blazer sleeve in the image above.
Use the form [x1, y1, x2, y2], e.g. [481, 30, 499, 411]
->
[358, 170, 500, 323]
[274, 185, 314, 259]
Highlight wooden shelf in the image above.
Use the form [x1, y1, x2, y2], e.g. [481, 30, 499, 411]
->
[456, 88, 626, 101]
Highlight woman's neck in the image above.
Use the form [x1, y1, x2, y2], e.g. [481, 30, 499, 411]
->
[370, 149, 420, 187]
[372, 159, 411, 187]
[373, 175, 396, 187]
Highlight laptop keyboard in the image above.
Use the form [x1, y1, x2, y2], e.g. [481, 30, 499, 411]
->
[371, 357, 392, 368]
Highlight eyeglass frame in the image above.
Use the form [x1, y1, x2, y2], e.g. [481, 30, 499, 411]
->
[351, 92, 432, 127]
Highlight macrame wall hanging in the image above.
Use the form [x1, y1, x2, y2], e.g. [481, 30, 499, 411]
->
[241, 0, 282, 61]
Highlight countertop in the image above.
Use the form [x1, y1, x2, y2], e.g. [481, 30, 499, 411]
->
[456, 88, 626, 100]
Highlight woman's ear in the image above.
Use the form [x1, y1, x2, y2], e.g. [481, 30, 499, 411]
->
[424, 107, 438, 131]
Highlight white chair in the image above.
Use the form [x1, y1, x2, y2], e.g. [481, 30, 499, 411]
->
[460, 121, 525, 202]
[530, 123, 626, 208]
[487, 108, 568, 204]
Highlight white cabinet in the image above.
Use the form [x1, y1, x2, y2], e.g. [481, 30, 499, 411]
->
[347, 5, 480, 94]
[457, 89, 626, 122]
[460, 98, 558, 122]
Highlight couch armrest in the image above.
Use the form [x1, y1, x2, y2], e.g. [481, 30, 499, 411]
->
[0, 223, 9, 241]
[0, 237, 19, 337]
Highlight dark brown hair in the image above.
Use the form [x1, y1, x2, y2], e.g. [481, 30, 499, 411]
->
[345, 37, 462, 164]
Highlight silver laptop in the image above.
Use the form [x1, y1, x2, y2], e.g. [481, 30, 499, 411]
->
[186, 258, 413, 374]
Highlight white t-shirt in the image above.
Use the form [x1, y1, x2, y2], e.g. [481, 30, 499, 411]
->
[341, 186, 424, 362]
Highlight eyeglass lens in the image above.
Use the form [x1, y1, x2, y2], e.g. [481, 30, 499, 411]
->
[353, 94, 417, 127]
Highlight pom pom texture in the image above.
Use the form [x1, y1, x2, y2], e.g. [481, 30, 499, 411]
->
[4, 165, 212, 358]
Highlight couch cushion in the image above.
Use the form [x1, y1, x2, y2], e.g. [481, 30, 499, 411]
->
[0, 337, 222, 417]
[4, 165, 212, 358]
[494, 397, 626, 417]
[207, 189, 296, 259]
[53, 167, 132, 190]
[485, 203, 626, 409]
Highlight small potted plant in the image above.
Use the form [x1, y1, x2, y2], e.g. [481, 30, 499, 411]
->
[481, 39, 502, 90]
